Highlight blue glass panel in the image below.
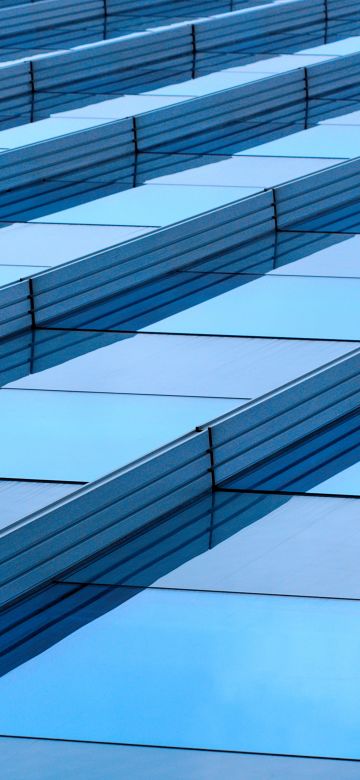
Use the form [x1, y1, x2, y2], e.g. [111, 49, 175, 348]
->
[0, 265, 48, 284]
[53, 93, 192, 120]
[299, 37, 360, 56]
[143, 70, 273, 97]
[0, 481, 79, 530]
[236, 126, 359, 159]
[226, 409, 360, 497]
[227, 53, 337, 73]
[141, 275, 360, 340]
[60, 491, 360, 600]
[0, 389, 240, 481]
[146, 155, 340, 188]
[32, 184, 259, 226]
[0, 585, 360, 758]
[0, 117, 114, 149]
[321, 110, 360, 125]
[274, 232, 359, 276]
[0, 223, 154, 268]
[309, 463, 360, 494]
[14, 330, 354, 399]
[2, 736, 357, 780]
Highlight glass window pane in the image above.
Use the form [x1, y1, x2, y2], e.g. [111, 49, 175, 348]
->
[0, 584, 360, 758]
[3, 735, 355, 780]
[12, 331, 355, 399]
[0, 223, 155, 267]
[62, 491, 360, 600]
[0, 389, 240, 481]
[141, 275, 360, 340]
[32, 184, 259, 227]
[236, 127, 359, 159]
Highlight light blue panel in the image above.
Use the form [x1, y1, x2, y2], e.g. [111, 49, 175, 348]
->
[143, 71, 274, 97]
[236, 126, 360, 159]
[1, 736, 358, 780]
[272, 234, 360, 276]
[227, 53, 337, 73]
[0, 265, 48, 284]
[0, 223, 155, 267]
[147, 155, 344, 187]
[141, 275, 360, 340]
[32, 185, 259, 227]
[0, 481, 79, 530]
[52, 94, 192, 120]
[299, 37, 360, 56]
[0, 117, 114, 149]
[11, 333, 354, 398]
[308, 462, 360, 494]
[0, 588, 360, 758]
[64, 493, 360, 599]
[0, 389, 240, 482]
[321, 110, 360, 125]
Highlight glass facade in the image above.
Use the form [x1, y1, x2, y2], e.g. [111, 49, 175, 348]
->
[1, 0, 360, 776]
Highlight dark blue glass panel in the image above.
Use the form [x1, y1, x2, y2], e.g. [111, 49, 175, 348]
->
[225, 409, 360, 497]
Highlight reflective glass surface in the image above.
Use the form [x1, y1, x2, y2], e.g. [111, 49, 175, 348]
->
[143, 70, 278, 97]
[0, 117, 115, 149]
[0, 389, 240, 481]
[32, 184, 259, 226]
[0, 223, 154, 268]
[225, 409, 360, 497]
[237, 126, 360, 159]
[2, 736, 357, 780]
[61, 490, 360, 600]
[11, 330, 355, 399]
[52, 93, 192, 120]
[0, 584, 360, 757]
[146, 155, 342, 188]
[140, 275, 360, 340]
[299, 37, 360, 56]
[0, 265, 48, 283]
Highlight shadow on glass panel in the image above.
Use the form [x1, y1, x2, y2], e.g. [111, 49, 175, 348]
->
[0, 489, 287, 677]
[0, 179, 137, 222]
[285, 200, 360, 234]
[45, 269, 269, 332]
[223, 408, 360, 497]
[274, 230, 353, 268]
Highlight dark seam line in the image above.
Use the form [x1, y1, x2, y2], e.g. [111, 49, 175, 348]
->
[103, 0, 107, 40]
[132, 116, 138, 188]
[27, 277, 36, 330]
[191, 24, 196, 80]
[272, 186, 278, 230]
[0, 476, 85, 485]
[216, 486, 360, 500]
[29, 60, 35, 125]
[0, 387, 251, 401]
[197, 424, 216, 490]
[174, 269, 360, 280]
[29, 327, 35, 376]
[35, 327, 360, 345]
[278, 228, 360, 236]
[303, 67, 309, 130]
[324, 0, 329, 44]
[0, 731, 357, 761]
[53, 579, 360, 604]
